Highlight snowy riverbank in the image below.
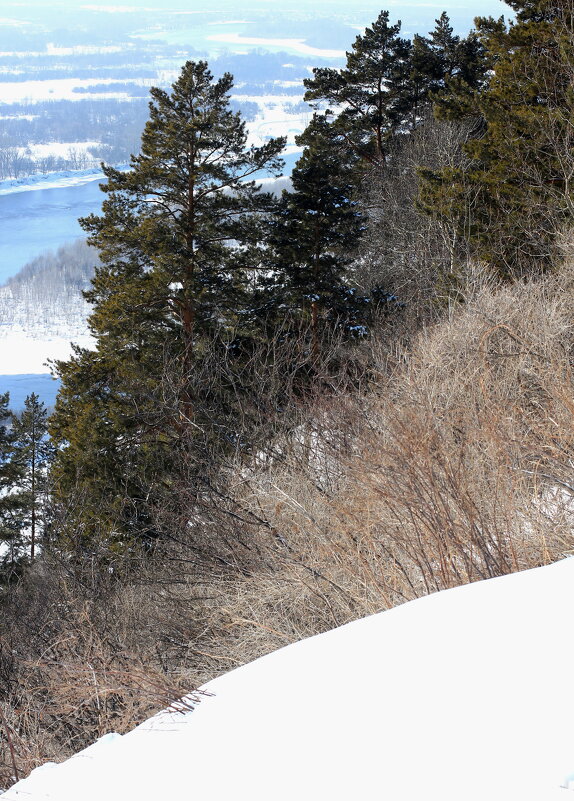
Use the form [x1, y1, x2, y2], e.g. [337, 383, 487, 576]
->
[0, 166, 130, 197]
[0, 329, 93, 375]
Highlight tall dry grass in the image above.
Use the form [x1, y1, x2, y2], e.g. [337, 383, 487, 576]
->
[183, 262, 574, 671]
[2, 260, 574, 785]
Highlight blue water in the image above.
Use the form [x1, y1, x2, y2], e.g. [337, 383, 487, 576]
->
[0, 179, 106, 284]
[0, 374, 61, 411]
[0, 157, 298, 285]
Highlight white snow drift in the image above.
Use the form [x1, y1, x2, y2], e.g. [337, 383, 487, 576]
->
[4, 558, 574, 800]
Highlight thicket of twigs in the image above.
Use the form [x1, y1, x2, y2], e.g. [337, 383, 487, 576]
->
[2, 258, 574, 786]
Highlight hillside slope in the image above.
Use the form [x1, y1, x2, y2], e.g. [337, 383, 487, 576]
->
[4, 558, 574, 801]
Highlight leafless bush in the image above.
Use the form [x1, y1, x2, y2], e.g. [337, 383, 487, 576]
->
[357, 115, 477, 317]
[3, 259, 574, 785]
[173, 260, 574, 675]
[0, 554, 197, 788]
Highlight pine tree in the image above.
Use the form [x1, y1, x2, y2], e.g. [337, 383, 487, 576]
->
[399, 14, 487, 131]
[50, 60, 286, 547]
[419, 0, 574, 275]
[264, 115, 365, 348]
[304, 11, 412, 168]
[0, 393, 26, 581]
[11, 393, 53, 562]
[303, 12, 485, 166]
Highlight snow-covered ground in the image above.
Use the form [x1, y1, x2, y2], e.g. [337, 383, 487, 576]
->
[25, 141, 100, 162]
[0, 76, 154, 103]
[0, 329, 93, 374]
[205, 32, 345, 59]
[0, 167, 108, 196]
[4, 558, 574, 800]
[239, 94, 309, 152]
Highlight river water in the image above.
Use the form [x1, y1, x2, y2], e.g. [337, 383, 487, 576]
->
[0, 178, 105, 284]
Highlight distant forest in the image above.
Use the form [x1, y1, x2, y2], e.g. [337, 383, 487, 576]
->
[0, 240, 94, 335]
[0, 51, 320, 179]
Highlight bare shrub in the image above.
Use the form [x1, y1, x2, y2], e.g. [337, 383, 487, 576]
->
[357, 115, 477, 317]
[0, 555, 197, 788]
[174, 261, 574, 676]
[3, 261, 574, 785]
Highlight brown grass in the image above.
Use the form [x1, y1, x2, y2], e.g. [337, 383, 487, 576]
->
[2, 260, 574, 786]
[182, 261, 574, 668]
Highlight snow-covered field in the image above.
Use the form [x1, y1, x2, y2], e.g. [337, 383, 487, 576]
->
[0, 329, 93, 374]
[25, 141, 100, 162]
[4, 558, 574, 800]
[238, 94, 309, 149]
[205, 32, 345, 59]
[0, 77, 154, 103]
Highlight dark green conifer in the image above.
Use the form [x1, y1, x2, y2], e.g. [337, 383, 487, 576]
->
[304, 11, 412, 168]
[11, 393, 54, 562]
[265, 115, 364, 347]
[50, 60, 285, 547]
[419, 0, 574, 275]
[0, 393, 26, 580]
[404, 14, 487, 130]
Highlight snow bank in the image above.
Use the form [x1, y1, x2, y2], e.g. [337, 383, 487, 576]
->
[205, 32, 345, 59]
[0, 166, 131, 197]
[4, 558, 574, 800]
[0, 330, 93, 374]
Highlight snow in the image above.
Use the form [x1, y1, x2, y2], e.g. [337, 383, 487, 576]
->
[235, 94, 310, 149]
[44, 43, 124, 56]
[79, 5, 150, 11]
[4, 558, 574, 800]
[0, 166, 129, 196]
[0, 19, 30, 28]
[0, 77, 150, 103]
[25, 141, 100, 161]
[208, 20, 253, 26]
[0, 329, 93, 374]
[205, 32, 345, 59]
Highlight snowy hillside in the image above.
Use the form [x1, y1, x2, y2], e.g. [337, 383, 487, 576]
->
[4, 559, 574, 801]
[0, 240, 94, 374]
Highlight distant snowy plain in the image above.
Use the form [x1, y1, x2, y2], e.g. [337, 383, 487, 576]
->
[4, 558, 574, 800]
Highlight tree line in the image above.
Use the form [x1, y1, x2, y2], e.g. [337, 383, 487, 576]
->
[1, 0, 572, 578]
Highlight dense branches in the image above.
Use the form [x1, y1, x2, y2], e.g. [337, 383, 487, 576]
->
[49, 61, 286, 545]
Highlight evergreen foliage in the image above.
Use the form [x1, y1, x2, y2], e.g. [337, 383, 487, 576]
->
[0, 394, 26, 581]
[304, 12, 485, 168]
[304, 11, 412, 168]
[49, 60, 286, 547]
[11, 393, 53, 563]
[419, 0, 574, 275]
[265, 115, 365, 344]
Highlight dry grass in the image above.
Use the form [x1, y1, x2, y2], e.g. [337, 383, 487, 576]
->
[2, 260, 574, 786]
[0, 562, 197, 786]
[183, 261, 574, 670]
